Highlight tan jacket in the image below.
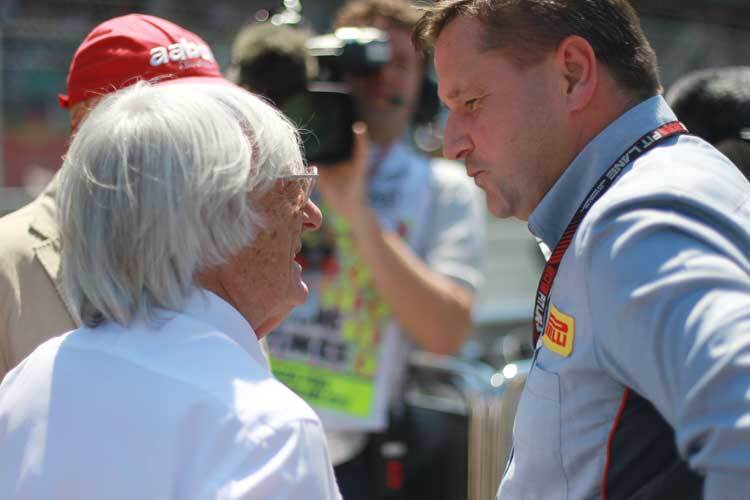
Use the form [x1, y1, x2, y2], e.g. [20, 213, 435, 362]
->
[0, 176, 76, 379]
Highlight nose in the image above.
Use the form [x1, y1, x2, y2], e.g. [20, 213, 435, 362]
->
[443, 113, 473, 161]
[302, 200, 323, 232]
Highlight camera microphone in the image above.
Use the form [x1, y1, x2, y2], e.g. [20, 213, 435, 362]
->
[389, 95, 405, 107]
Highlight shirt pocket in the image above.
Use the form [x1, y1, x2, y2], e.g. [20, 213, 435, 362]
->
[504, 362, 568, 499]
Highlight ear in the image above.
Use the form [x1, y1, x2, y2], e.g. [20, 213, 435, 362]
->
[553, 35, 597, 112]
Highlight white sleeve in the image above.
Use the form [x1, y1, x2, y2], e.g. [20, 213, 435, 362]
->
[195, 416, 342, 500]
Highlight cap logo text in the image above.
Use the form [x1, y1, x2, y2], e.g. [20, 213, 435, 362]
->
[150, 37, 215, 67]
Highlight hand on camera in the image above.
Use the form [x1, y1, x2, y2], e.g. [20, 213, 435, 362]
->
[315, 122, 369, 219]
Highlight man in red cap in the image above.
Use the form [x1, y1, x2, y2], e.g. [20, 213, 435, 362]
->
[0, 14, 232, 379]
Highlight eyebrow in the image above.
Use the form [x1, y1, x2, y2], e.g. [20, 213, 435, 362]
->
[441, 83, 473, 107]
[446, 78, 489, 103]
[440, 85, 462, 103]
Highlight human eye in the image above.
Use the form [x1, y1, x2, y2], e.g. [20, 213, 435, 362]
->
[464, 95, 484, 112]
[276, 180, 300, 209]
[291, 182, 308, 211]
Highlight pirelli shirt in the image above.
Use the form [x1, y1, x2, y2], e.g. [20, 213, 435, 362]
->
[497, 96, 750, 500]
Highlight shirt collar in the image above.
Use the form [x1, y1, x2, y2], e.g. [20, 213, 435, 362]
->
[528, 95, 678, 250]
[181, 288, 269, 370]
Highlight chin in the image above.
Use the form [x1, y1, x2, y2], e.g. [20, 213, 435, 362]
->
[256, 308, 293, 338]
[487, 195, 514, 220]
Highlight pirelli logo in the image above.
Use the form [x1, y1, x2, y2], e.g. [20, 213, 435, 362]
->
[542, 304, 575, 357]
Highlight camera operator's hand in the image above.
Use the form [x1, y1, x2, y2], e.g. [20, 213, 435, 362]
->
[315, 122, 369, 219]
[316, 122, 473, 356]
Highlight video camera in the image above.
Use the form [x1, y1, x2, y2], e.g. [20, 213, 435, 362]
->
[232, 20, 440, 164]
[280, 27, 390, 164]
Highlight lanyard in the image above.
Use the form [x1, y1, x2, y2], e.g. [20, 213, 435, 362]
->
[531, 121, 688, 348]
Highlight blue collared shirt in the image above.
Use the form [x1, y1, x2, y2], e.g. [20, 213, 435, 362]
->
[499, 96, 750, 500]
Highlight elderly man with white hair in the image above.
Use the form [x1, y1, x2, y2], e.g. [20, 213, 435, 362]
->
[0, 81, 342, 500]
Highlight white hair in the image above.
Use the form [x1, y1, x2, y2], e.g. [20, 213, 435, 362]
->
[57, 80, 306, 327]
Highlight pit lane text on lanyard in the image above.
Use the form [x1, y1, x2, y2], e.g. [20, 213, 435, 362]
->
[532, 121, 689, 348]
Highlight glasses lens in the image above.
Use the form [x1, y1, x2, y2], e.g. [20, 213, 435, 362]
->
[277, 166, 317, 208]
[305, 175, 316, 202]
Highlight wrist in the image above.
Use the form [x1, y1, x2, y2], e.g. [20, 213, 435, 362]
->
[345, 202, 379, 239]
[318, 184, 367, 220]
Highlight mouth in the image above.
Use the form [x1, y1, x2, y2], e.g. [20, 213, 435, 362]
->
[292, 241, 304, 268]
[466, 168, 483, 179]
[465, 158, 481, 177]
[467, 169, 488, 188]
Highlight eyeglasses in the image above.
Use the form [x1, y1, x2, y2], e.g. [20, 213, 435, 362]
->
[276, 165, 318, 208]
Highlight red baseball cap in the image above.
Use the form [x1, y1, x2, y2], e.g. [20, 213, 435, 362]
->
[59, 14, 228, 109]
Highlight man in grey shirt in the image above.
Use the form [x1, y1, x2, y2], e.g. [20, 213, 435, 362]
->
[416, 1, 750, 499]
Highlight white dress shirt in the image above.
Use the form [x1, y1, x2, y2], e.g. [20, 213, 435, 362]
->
[0, 289, 342, 500]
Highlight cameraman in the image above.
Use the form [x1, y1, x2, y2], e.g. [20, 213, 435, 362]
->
[321, 0, 483, 354]
[230, 1, 484, 498]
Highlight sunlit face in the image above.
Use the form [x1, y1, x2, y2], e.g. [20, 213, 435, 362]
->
[218, 167, 321, 337]
[435, 17, 568, 220]
[349, 22, 423, 142]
